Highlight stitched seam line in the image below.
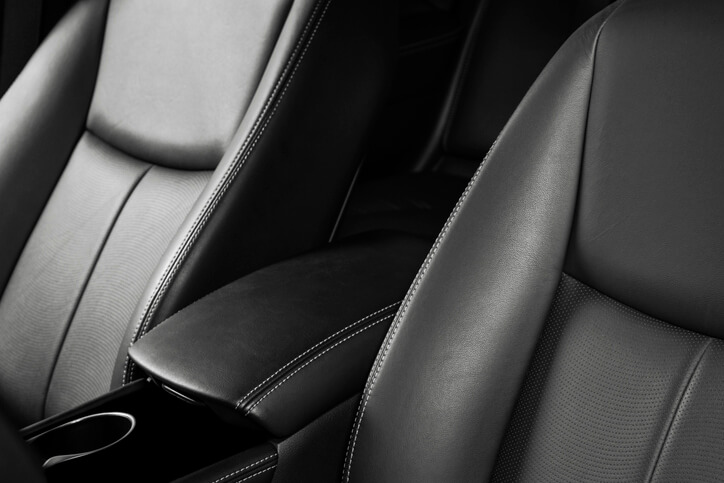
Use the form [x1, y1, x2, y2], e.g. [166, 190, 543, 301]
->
[43, 154, 152, 416]
[122, 0, 334, 384]
[342, 134, 500, 483]
[235, 465, 277, 483]
[645, 338, 713, 483]
[563, 273, 709, 330]
[210, 455, 276, 483]
[235, 301, 401, 409]
[244, 313, 395, 415]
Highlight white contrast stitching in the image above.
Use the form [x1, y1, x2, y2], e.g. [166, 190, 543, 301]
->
[209, 455, 276, 483]
[235, 302, 401, 410]
[122, 0, 334, 384]
[342, 135, 500, 482]
[245, 313, 395, 415]
[236, 465, 277, 483]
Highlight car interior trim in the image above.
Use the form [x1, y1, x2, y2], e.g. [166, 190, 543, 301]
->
[236, 301, 402, 412]
[121, 0, 334, 384]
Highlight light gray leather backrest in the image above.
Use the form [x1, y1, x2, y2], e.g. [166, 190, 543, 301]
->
[88, 0, 293, 170]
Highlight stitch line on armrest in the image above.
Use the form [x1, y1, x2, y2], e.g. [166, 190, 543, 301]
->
[243, 312, 396, 415]
[209, 454, 276, 483]
[236, 465, 277, 483]
[234, 301, 401, 410]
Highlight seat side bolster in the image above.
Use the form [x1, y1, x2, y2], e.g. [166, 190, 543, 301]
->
[0, 0, 108, 296]
[343, 4, 621, 481]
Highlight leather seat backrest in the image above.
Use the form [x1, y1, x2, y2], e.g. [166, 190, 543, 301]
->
[0, 0, 394, 426]
[343, 0, 724, 480]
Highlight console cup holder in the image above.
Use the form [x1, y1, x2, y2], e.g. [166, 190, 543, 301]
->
[27, 412, 136, 469]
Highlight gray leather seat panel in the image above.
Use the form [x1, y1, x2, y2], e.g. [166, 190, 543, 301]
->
[565, 0, 724, 337]
[0, 132, 148, 425]
[0, 0, 107, 297]
[651, 341, 724, 482]
[493, 274, 710, 482]
[45, 165, 210, 416]
[88, 0, 293, 171]
[343, 6, 611, 477]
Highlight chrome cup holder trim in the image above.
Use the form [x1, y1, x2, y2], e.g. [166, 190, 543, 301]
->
[27, 411, 136, 469]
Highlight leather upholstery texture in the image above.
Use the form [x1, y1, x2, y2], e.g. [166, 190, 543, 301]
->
[343, 5, 610, 479]
[130, 234, 429, 437]
[87, 0, 292, 171]
[273, 395, 360, 483]
[492, 275, 719, 481]
[342, 0, 724, 481]
[564, 0, 724, 337]
[0, 0, 396, 426]
[0, 0, 107, 299]
[174, 443, 278, 483]
[0, 132, 154, 423]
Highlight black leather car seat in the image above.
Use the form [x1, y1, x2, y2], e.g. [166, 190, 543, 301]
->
[341, 0, 724, 480]
[337, 0, 611, 241]
[0, 0, 394, 426]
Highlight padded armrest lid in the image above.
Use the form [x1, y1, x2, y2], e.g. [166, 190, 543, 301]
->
[129, 233, 428, 437]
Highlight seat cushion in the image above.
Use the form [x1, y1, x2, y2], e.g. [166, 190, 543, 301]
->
[493, 274, 721, 482]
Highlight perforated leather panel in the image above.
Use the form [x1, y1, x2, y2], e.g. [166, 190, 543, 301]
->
[0, 133, 148, 425]
[651, 341, 724, 482]
[45, 166, 209, 416]
[492, 274, 722, 482]
[0, 132, 210, 423]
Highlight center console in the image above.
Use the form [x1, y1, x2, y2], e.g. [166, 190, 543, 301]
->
[22, 380, 266, 482]
[18, 232, 428, 482]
